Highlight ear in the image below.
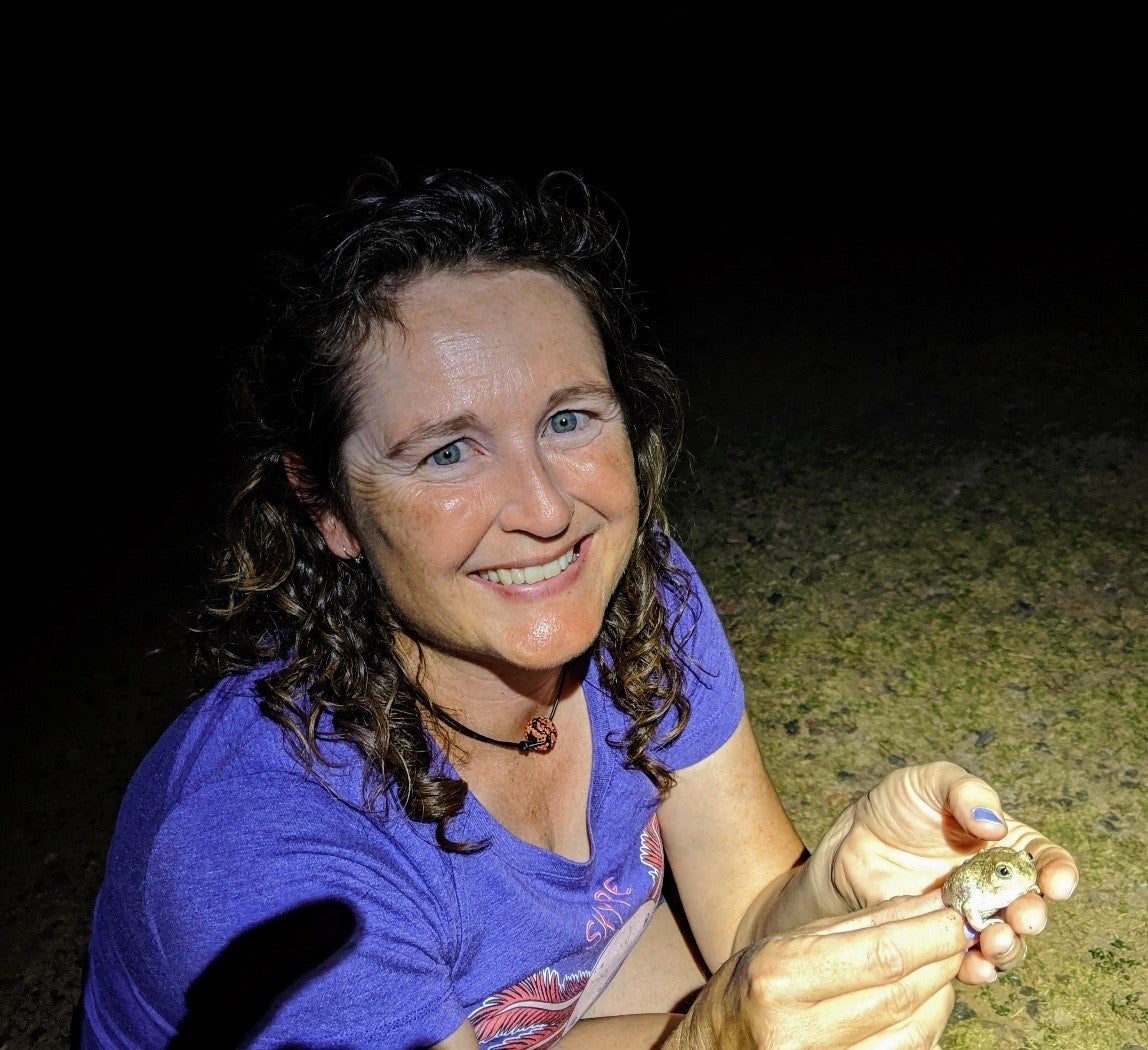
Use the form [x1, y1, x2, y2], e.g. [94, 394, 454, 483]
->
[282, 453, 362, 560]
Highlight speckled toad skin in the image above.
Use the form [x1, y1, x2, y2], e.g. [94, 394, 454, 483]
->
[942, 845, 1039, 931]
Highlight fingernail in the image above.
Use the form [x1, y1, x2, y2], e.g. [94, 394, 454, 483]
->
[964, 923, 979, 942]
[973, 807, 1005, 826]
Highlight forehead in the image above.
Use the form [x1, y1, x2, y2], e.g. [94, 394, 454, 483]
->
[394, 267, 596, 345]
[376, 268, 605, 378]
[352, 268, 611, 436]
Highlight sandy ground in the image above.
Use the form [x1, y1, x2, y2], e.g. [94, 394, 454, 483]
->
[2, 132, 1145, 1047]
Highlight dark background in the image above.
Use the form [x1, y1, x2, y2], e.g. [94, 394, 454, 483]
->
[22, 12, 1146, 624]
[4, 14, 1146, 1045]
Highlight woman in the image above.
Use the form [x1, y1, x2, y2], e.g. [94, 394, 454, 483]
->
[81, 162, 1078, 1048]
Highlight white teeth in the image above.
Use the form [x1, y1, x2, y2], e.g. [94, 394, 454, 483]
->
[480, 549, 575, 585]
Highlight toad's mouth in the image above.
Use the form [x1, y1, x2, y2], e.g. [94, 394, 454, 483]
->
[477, 544, 579, 586]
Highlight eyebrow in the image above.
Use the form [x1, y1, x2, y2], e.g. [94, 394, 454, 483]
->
[546, 381, 620, 410]
[385, 382, 621, 459]
[386, 412, 484, 459]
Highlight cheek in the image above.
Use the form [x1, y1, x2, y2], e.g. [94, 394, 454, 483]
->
[574, 437, 640, 514]
[356, 484, 488, 571]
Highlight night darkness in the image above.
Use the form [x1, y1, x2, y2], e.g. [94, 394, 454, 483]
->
[22, 14, 1147, 632]
[59, 96, 1143, 462]
[6, 13, 1147, 1046]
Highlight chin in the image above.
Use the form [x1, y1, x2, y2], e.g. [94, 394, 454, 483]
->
[501, 616, 603, 669]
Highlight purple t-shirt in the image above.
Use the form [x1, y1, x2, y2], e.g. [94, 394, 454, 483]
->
[81, 541, 744, 1048]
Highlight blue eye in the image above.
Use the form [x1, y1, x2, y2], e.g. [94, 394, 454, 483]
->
[550, 410, 582, 434]
[430, 442, 464, 466]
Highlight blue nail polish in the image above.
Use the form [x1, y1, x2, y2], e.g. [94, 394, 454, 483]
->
[964, 923, 979, 941]
[973, 807, 1005, 825]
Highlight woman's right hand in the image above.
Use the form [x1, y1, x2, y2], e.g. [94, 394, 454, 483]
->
[669, 891, 968, 1049]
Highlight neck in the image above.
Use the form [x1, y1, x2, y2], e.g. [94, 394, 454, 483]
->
[396, 638, 562, 708]
[429, 664, 567, 755]
[402, 657, 564, 739]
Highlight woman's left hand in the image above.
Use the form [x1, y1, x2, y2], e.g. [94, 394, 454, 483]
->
[822, 761, 1079, 983]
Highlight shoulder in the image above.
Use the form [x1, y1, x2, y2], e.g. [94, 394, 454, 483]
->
[660, 536, 739, 682]
[122, 665, 300, 805]
[113, 662, 455, 944]
[140, 735, 457, 991]
[650, 536, 746, 767]
[89, 666, 467, 1041]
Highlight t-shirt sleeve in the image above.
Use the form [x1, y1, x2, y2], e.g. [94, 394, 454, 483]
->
[654, 536, 747, 770]
[146, 773, 468, 1047]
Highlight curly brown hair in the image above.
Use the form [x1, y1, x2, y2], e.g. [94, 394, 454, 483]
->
[193, 160, 692, 850]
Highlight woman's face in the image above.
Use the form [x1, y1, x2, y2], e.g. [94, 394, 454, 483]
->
[333, 268, 640, 679]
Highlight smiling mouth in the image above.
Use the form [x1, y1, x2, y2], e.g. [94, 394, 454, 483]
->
[477, 545, 578, 585]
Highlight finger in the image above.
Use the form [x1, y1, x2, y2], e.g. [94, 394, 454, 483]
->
[957, 946, 1001, 984]
[852, 983, 956, 1050]
[939, 776, 1082, 898]
[831, 885, 945, 927]
[997, 937, 1028, 971]
[762, 903, 967, 1001]
[1006, 835, 1080, 900]
[978, 922, 1031, 970]
[829, 952, 961, 1046]
[940, 769, 1011, 844]
[961, 920, 1033, 978]
[1001, 892, 1048, 937]
[801, 891, 948, 938]
[889, 762, 1008, 848]
[1039, 855, 1081, 901]
[959, 940, 1030, 980]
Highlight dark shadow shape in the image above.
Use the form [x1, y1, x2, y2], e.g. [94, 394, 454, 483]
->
[70, 956, 89, 1049]
[164, 897, 357, 1050]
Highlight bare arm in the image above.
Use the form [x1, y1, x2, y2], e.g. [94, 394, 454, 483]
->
[657, 712, 810, 968]
[652, 728, 1078, 1047]
[434, 725, 1077, 1048]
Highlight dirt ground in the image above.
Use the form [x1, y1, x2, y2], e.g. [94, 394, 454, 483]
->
[2, 132, 1145, 1047]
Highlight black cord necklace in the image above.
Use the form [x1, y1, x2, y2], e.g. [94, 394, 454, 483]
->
[426, 665, 567, 754]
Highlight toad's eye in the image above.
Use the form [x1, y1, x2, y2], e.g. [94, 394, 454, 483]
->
[997, 866, 1012, 878]
[430, 442, 465, 466]
[549, 410, 585, 434]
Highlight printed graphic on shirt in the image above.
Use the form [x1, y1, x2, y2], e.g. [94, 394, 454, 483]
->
[469, 967, 591, 1049]
[639, 814, 665, 894]
[469, 815, 665, 1049]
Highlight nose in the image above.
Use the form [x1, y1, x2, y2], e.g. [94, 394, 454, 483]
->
[496, 442, 574, 537]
